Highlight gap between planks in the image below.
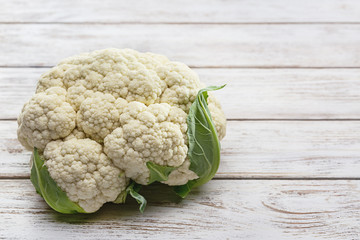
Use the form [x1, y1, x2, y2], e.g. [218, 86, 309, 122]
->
[2, 66, 360, 69]
[2, 175, 360, 180]
[2, 22, 360, 25]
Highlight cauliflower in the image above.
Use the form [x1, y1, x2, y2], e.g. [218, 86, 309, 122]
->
[17, 48, 226, 213]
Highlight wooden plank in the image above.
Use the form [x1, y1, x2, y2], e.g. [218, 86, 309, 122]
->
[1, 68, 360, 120]
[3, 120, 360, 178]
[0, 68, 38, 120]
[1, 0, 360, 23]
[1, 24, 360, 67]
[0, 179, 359, 239]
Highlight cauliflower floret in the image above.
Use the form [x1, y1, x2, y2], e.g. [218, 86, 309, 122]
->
[35, 65, 70, 92]
[77, 92, 127, 142]
[163, 159, 198, 186]
[104, 102, 188, 185]
[66, 82, 95, 111]
[63, 128, 86, 141]
[208, 94, 227, 140]
[159, 62, 204, 112]
[44, 138, 127, 213]
[17, 87, 76, 151]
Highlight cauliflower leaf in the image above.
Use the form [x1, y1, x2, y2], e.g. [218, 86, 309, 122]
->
[174, 85, 225, 198]
[30, 148, 87, 214]
[126, 181, 147, 213]
[113, 189, 128, 204]
[146, 162, 177, 184]
[114, 181, 147, 213]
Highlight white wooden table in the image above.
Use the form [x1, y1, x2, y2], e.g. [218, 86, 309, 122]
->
[1, 1, 360, 239]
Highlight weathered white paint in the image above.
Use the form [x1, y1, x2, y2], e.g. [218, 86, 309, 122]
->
[1, 68, 360, 120]
[3, 120, 360, 178]
[1, 0, 360, 23]
[0, 180, 359, 239]
[1, 24, 360, 67]
[1, 1, 360, 239]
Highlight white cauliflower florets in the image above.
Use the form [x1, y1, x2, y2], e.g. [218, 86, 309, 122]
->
[44, 138, 127, 213]
[163, 159, 198, 186]
[17, 87, 76, 150]
[17, 48, 227, 211]
[207, 94, 227, 140]
[104, 102, 188, 184]
[77, 92, 127, 142]
[159, 62, 204, 112]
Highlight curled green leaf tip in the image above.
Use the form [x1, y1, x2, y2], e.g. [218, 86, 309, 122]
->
[126, 181, 147, 213]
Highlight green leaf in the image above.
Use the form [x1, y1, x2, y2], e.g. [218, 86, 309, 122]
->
[146, 162, 177, 184]
[126, 181, 147, 213]
[113, 189, 128, 204]
[30, 153, 42, 195]
[173, 180, 196, 198]
[30, 148, 87, 214]
[174, 85, 225, 198]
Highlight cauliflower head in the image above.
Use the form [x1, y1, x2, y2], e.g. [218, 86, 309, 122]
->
[17, 48, 226, 212]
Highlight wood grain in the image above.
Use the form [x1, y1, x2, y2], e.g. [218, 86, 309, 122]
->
[1, 0, 360, 23]
[0, 179, 359, 239]
[3, 120, 360, 178]
[1, 24, 360, 67]
[1, 1, 360, 239]
[2, 68, 360, 120]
